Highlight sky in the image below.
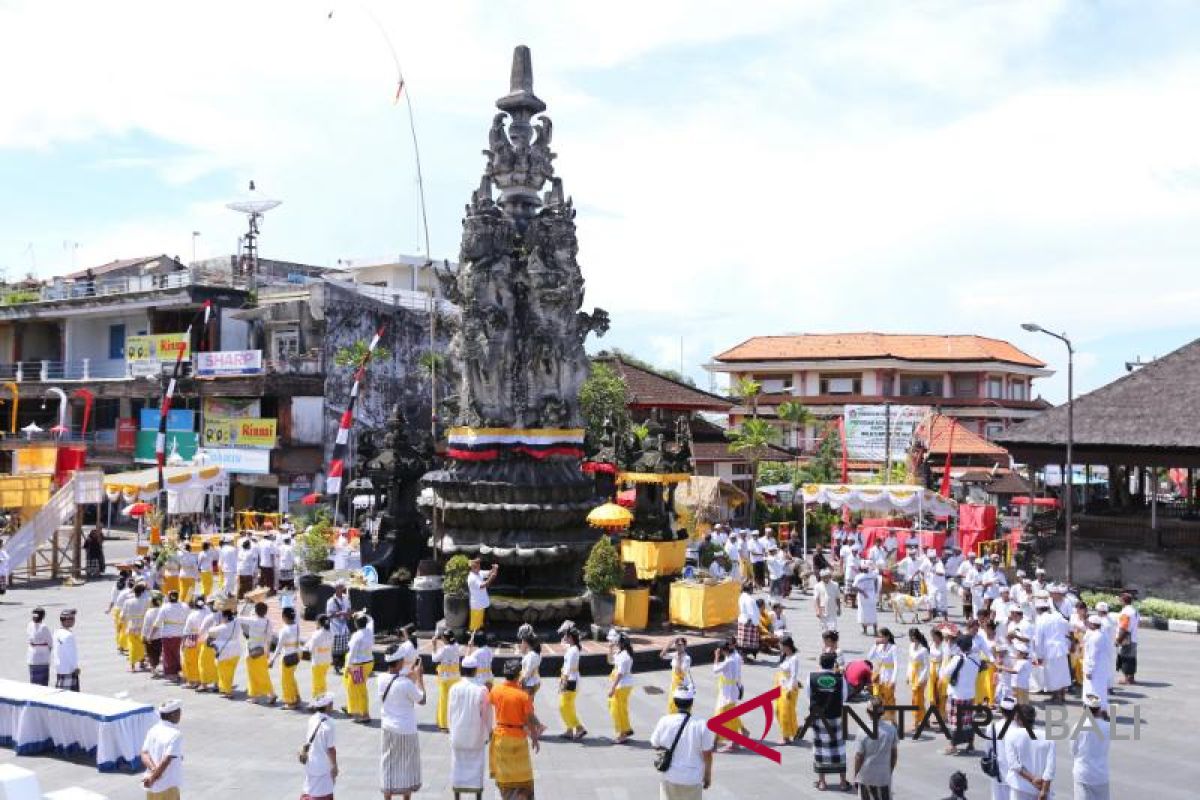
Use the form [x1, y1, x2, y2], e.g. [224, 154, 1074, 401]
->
[1, 0, 1198, 404]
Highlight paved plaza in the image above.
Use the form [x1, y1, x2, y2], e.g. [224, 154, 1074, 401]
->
[0, 536, 1194, 799]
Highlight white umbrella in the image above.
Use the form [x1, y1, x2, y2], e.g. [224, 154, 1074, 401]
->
[21, 422, 42, 440]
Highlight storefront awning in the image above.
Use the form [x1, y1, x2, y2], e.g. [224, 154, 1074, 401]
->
[103, 465, 223, 502]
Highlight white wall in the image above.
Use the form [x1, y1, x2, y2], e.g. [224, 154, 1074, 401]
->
[64, 313, 149, 368]
[861, 371, 877, 395]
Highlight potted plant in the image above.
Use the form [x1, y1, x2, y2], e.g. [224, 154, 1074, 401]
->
[442, 554, 471, 631]
[584, 536, 621, 627]
[295, 512, 334, 619]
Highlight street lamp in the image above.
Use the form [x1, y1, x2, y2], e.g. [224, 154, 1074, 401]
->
[1021, 322, 1075, 582]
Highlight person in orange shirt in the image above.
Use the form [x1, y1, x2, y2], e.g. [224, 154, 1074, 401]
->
[489, 659, 545, 800]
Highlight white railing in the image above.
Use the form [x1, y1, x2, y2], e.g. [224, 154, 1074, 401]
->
[0, 358, 187, 382]
[0, 266, 249, 307]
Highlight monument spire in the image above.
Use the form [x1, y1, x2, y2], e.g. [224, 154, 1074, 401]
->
[496, 44, 546, 117]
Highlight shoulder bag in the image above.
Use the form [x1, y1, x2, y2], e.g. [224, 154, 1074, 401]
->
[654, 712, 691, 773]
[980, 725, 1000, 778]
[298, 715, 325, 764]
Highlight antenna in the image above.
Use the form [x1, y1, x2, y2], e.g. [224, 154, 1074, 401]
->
[225, 180, 281, 291]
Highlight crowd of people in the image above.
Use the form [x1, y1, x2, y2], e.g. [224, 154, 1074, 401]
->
[22, 518, 1140, 799]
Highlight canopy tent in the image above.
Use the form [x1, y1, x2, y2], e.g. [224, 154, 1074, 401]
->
[103, 465, 223, 503]
[799, 483, 958, 517]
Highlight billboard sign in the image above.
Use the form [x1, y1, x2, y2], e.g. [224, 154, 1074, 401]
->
[843, 405, 926, 462]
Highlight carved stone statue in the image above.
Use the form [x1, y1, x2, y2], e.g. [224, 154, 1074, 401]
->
[421, 46, 609, 624]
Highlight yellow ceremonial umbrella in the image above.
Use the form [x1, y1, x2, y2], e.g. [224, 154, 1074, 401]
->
[587, 501, 634, 531]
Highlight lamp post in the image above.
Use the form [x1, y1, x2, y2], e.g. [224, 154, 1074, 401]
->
[1021, 322, 1074, 582]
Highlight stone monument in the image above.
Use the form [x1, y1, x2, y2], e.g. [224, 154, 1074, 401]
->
[422, 45, 609, 623]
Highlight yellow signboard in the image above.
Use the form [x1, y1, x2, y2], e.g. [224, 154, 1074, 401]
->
[12, 446, 58, 474]
[202, 417, 277, 448]
[125, 333, 190, 362]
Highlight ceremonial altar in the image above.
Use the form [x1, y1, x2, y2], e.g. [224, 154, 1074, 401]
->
[668, 579, 739, 629]
[0, 679, 154, 772]
[620, 539, 687, 580]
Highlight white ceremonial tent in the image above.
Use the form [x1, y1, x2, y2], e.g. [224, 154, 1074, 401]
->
[102, 465, 224, 503]
[798, 483, 957, 556]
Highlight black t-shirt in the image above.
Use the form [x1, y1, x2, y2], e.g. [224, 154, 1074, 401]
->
[807, 670, 844, 720]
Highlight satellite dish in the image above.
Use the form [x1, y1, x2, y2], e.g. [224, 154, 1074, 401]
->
[225, 180, 281, 216]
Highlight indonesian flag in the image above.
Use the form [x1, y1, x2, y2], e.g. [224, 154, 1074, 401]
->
[324, 325, 386, 497]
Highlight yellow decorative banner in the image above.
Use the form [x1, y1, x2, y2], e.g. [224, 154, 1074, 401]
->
[125, 333, 190, 362]
[203, 417, 277, 448]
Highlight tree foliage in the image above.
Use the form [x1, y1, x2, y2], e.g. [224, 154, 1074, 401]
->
[583, 536, 621, 594]
[726, 417, 779, 522]
[334, 339, 392, 368]
[579, 362, 630, 445]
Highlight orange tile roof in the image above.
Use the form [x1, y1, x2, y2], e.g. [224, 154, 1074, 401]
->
[715, 333, 1045, 368]
[920, 414, 1010, 457]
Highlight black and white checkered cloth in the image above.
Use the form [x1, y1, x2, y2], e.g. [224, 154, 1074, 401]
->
[332, 632, 349, 657]
[736, 621, 760, 652]
[811, 717, 845, 774]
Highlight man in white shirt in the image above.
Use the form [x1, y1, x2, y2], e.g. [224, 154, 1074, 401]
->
[258, 532, 277, 592]
[218, 538, 237, 597]
[449, 653, 492, 793]
[1034, 600, 1071, 704]
[983, 696, 1018, 800]
[940, 635, 980, 755]
[467, 558, 498, 633]
[26, 607, 53, 685]
[957, 557, 978, 618]
[852, 562, 881, 636]
[766, 546, 792, 600]
[650, 685, 715, 799]
[1082, 615, 1114, 711]
[1003, 704, 1055, 799]
[141, 699, 184, 799]
[277, 536, 296, 591]
[379, 643, 426, 798]
[52, 608, 80, 691]
[813, 569, 841, 632]
[158, 590, 189, 684]
[1072, 694, 1110, 800]
[302, 693, 338, 800]
[235, 537, 258, 599]
[748, 531, 768, 589]
[736, 583, 762, 660]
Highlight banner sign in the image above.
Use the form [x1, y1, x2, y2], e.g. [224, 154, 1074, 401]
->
[13, 446, 58, 474]
[202, 417, 277, 448]
[134, 431, 199, 464]
[206, 473, 231, 496]
[202, 397, 260, 419]
[125, 333, 190, 363]
[139, 409, 195, 432]
[195, 350, 262, 377]
[843, 405, 926, 462]
[198, 447, 271, 475]
[116, 418, 138, 451]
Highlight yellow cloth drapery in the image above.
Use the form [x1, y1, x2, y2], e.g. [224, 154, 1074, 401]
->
[620, 539, 687, 580]
[668, 580, 739, 629]
[614, 588, 649, 629]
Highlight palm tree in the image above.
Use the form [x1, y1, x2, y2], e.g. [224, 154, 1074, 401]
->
[732, 376, 763, 419]
[726, 417, 779, 524]
[776, 401, 814, 519]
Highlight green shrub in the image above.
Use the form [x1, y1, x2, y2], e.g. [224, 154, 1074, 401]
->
[583, 536, 621, 595]
[443, 554, 471, 599]
[1080, 591, 1121, 610]
[1137, 598, 1200, 623]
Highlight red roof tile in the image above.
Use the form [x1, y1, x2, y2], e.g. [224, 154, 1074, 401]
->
[595, 355, 732, 411]
[715, 333, 1045, 368]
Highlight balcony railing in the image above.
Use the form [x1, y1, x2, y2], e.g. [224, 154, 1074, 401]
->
[0, 266, 249, 308]
[0, 359, 190, 382]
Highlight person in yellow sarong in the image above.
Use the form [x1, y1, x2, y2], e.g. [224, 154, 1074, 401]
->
[607, 634, 635, 743]
[198, 542, 216, 599]
[196, 599, 220, 692]
[490, 659, 545, 800]
[712, 639, 744, 751]
[238, 600, 276, 705]
[180, 597, 205, 689]
[558, 628, 585, 740]
[927, 628, 949, 721]
[120, 583, 150, 671]
[305, 614, 333, 699]
[659, 637, 692, 714]
[866, 628, 898, 723]
[775, 636, 801, 744]
[433, 629, 462, 731]
[207, 608, 241, 697]
[342, 613, 374, 721]
[907, 627, 930, 734]
[106, 572, 133, 653]
[271, 606, 302, 709]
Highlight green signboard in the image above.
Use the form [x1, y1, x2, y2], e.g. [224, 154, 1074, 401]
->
[134, 431, 199, 465]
